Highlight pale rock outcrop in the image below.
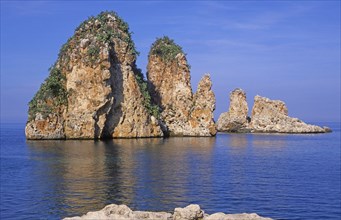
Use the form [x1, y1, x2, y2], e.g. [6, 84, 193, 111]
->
[64, 204, 272, 220]
[26, 12, 163, 139]
[250, 95, 330, 133]
[173, 204, 204, 220]
[148, 53, 193, 136]
[25, 112, 65, 139]
[189, 75, 217, 136]
[216, 88, 250, 132]
[147, 37, 216, 136]
[216, 90, 331, 133]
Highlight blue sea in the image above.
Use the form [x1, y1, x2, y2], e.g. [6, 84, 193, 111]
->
[0, 122, 340, 220]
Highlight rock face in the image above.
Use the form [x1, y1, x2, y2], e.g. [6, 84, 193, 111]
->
[26, 12, 163, 139]
[250, 95, 330, 133]
[63, 204, 272, 220]
[189, 75, 217, 136]
[147, 37, 216, 136]
[25, 112, 65, 139]
[217, 89, 331, 133]
[216, 88, 250, 132]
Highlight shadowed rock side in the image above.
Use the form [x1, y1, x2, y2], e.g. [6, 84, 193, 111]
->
[25, 11, 163, 139]
[216, 89, 331, 133]
[64, 204, 272, 220]
[147, 37, 216, 136]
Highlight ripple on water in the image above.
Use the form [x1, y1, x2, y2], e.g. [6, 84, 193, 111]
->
[0, 123, 340, 220]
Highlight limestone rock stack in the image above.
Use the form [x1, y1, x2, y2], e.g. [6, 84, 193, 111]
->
[250, 95, 330, 133]
[216, 89, 331, 133]
[147, 37, 216, 136]
[189, 75, 217, 136]
[216, 88, 250, 132]
[26, 11, 329, 139]
[26, 12, 163, 139]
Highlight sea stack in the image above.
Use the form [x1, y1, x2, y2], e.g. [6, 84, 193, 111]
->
[216, 88, 250, 132]
[250, 95, 331, 133]
[25, 11, 163, 139]
[147, 37, 216, 136]
[217, 89, 331, 133]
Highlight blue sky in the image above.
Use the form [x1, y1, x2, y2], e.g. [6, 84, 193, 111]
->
[1, 1, 340, 123]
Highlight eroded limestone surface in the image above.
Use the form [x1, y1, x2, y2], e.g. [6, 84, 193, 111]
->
[217, 89, 331, 133]
[64, 204, 272, 220]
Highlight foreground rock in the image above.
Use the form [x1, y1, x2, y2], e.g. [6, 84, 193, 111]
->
[26, 11, 163, 139]
[217, 89, 331, 133]
[147, 37, 216, 136]
[64, 204, 272, 220]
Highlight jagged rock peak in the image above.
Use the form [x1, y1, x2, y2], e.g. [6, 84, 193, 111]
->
[147, 37, 216, 136]
[216, 88, 250, 132]
[26, 11, 163, 139]
[190, 74, 217, 136]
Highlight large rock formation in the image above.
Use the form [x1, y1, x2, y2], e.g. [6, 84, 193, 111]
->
[250, 95, 330, 133]
[26, 12, 163, 139]
[216, 88, 250, 132]
[63, 204, 272, 220]
[147, 37, 216, 136]
[189, 75, 217, 136]
[217, 89, 331, 133]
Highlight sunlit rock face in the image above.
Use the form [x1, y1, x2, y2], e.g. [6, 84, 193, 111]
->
[63, 204, 273, 220]
[216, 89, 331, 133]
[216, 88, 250, 132]
[147, 37, 216, 136]
[26, 11, 163, 139]
[250, 95, 330, 133]
[189, 75, 217, 136]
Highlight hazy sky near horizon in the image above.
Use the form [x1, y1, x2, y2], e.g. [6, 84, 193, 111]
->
[1, 1, 340, 123]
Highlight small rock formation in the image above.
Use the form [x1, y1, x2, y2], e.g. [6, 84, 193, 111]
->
[147, 37, 216, 136]
[173, 204, 204, 220]
[250, 95, 330, 133]
[63, 204, 272, 220]
[217, 89, 331, 133]
[216, 89, 250, 132]
[26, 11, 163, 139]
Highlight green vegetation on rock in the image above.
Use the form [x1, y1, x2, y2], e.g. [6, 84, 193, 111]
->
[135, 68, 160, 119]
[29, 11, 158, 121]
[87, 45, 100, 64]
[28, 67, 67, 121]
[58, 11, 139, 67]
[149, 36, 184, 62]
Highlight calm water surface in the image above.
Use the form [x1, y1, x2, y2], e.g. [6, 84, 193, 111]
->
[1, 123, 340, 219]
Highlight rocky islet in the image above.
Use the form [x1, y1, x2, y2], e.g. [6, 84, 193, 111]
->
[25, 12, 216, 139]
[26, 11, 331, 139]
[216, 89, 331, 133]
[147, 37, 216, 136]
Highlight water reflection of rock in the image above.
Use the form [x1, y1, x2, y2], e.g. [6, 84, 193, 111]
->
[110, 137, 215, 211]
[251, 134, 288, 148]
[227, 134, 248, 148]
[221, 133, 288, 149]
[27, 140, 112, 216]
[27, 137, 216, 216]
